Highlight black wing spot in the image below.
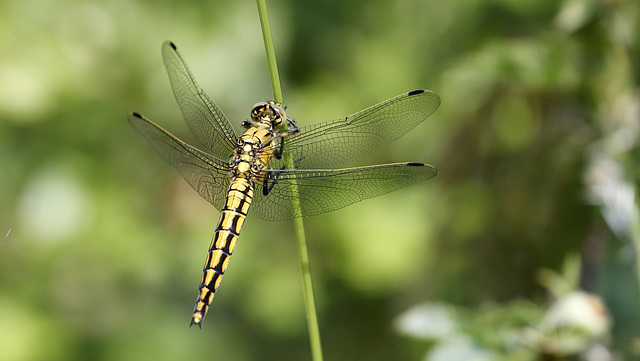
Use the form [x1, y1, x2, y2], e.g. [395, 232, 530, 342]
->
[169, 41, 177, 50]
[407, 162, 424, 166]
[408, 90, 424, 96]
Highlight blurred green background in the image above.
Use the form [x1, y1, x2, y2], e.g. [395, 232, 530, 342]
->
[1, 0, 639, 360]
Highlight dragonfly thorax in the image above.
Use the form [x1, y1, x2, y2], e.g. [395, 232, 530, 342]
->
[250, 101, 286, 130]
[229, 117, 279, 184]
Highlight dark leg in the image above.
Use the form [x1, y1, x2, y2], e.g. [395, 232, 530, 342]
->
[263, 166, 286, 196]
[275, 117, 300, 159]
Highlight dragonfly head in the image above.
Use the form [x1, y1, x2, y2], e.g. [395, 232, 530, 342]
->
[250, 101, 286, 130]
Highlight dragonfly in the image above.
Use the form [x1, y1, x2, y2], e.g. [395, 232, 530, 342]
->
[128, 41, 440, 328]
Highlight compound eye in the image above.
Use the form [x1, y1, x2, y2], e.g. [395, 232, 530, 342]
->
[271, 103, 285, 118]
[270, 103, 286, 127]
[251, 102, 268, 117]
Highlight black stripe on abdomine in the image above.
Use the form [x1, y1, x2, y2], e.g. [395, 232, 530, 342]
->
[220, 232, 236, 254]
[236, 198, 249, 216]
[212, 253, 228, 273]
[204, 274, 221, 292]
[234, 185, 253, 198]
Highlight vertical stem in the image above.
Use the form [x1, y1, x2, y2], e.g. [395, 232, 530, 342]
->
[291, 208, 324, 361]
[256, 2, 324, 361]
[257, 0, 284, 105]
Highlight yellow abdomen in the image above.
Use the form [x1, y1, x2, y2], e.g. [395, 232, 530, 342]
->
[191, 125, 276, 327]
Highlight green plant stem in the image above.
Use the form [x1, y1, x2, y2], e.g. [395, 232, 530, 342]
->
[257, 0, 283, 105]
[256, 2, 324, 361]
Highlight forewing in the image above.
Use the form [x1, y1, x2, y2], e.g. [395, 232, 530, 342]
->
[251, 162, 438, 221]
[271, 90, 440, 170]
[128, 112, 231, 212]
[162, 41, 237, 159]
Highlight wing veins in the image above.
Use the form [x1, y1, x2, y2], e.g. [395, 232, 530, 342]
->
[272, 90, 440, 170]
[161, 41, 237, 159]
[252, 162, 437, 220]
[128, 112, 231, 212]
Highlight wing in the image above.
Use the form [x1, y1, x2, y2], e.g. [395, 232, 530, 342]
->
[270, 90, 440, 170]
[162, 41, 237, 160]
[128, 112, 231, 212]
[251, 162, 438, 221]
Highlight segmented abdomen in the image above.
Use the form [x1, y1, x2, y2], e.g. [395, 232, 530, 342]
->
[190, 177, 253, 327]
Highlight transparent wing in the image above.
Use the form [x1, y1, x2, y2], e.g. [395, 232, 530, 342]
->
[251, 162, 438, 221]
[270, 90, 440, 170]
[128, 112, 231, 212]
[162, 41, 237, 160]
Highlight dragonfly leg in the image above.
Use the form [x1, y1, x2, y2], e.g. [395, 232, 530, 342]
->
[262, 166, 285, 196]
[275, 117, 300, 159]
[275, 139, 285, 160]
[285, 116, 299, 131]
[280, 117, 299, 138]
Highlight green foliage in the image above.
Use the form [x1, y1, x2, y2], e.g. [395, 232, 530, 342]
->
[396, 258, 614, 360]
